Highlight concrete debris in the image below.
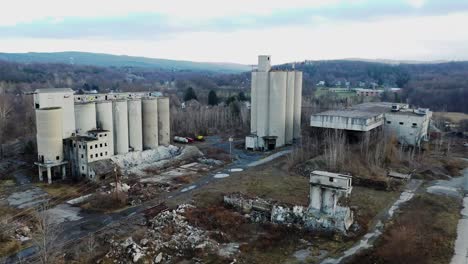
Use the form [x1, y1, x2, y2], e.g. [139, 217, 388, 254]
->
[116, 145, 203, 177]
[103, 204, 224, 263]
[154, 252, 163, 263]
[224, 193, 354, 233]
[111, 145, 179, 170]
[198, 158, 224, 166]
[110, 182, 131, 192]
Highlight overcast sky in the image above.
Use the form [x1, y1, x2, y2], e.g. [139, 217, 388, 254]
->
[1, 0, 467, 64]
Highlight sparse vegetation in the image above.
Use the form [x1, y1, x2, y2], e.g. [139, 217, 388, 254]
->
[349, 193, 460, 264]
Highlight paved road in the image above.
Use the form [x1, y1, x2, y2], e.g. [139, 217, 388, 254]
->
[451, 167, 468, 264]
[5, 137, 290, 263]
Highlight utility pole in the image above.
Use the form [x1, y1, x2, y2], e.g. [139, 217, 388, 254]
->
[229, 136, 233, 162]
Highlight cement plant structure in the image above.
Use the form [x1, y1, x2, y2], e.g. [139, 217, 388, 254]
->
[33, 89, 171, 183]
[246, 55, 303, 151]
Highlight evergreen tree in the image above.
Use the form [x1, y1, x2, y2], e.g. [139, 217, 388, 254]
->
[238, 91, 247, 101]
[184, 87, 197, 101]
[208, 90, 218, 106]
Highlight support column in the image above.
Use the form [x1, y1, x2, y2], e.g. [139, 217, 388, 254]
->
[321, 189, 336, 215]
[309, 185, 322, 211]
[46, 167, 52, 184]
[61, 165, 66, 180]
[38, 167, 43, 181]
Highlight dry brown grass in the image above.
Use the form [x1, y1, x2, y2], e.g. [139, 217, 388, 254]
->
[81, 192, 128, 212]
[433, 112, 468, 123]
[349, 193, 460, 264]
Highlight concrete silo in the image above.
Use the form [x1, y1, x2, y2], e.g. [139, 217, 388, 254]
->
[285, 72, 296, 145]
[250, 72, 258, 134]
[36, 107, 64, 163]
[157, 97, 171, 146]
[293, 71, 303, 139]
[75, 102, 97, 135]
[112, 100, 129, 154]
[142, 98, 159, 149]
[128, 99, 143, 151]
[96, 101, 114, 155]
[268, 71, 287, 147]
[255, 71, 270, 138]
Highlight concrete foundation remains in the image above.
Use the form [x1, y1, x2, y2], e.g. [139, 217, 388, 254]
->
[224, 171, 354, 233]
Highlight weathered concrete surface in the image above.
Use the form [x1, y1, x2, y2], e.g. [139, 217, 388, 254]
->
[46, 204, 83, 224]
[7, 187, 48, 209]
[247, 149, 292, 167]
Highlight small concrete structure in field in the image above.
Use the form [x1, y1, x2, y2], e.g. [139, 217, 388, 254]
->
[223, 170, 355, 233]
[305, 171, 354, 231]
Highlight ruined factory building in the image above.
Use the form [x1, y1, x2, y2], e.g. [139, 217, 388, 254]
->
[33, 88, 171, 183]
[224, 170, 354, 233]
[246, 55, 303, 151]
[310, 102, 432, 146]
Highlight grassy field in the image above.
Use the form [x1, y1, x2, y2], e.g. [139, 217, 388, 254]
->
[167, 156, 401, 264]
[315, 88, 357, 99]
[348, 193, 460, 264]
[433, 111, 468, 123]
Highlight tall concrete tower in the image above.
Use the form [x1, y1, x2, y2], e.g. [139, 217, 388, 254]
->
[247, 55, 303, 151]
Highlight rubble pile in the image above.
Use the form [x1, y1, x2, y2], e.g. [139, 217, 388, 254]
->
[224, 193, 354, 233]
[147, 204, 218, 253]
[103, 204, 226, 263]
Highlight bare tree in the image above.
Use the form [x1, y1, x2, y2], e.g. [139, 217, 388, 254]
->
[33, 204, 63, 264]
[0, 84, 14, 145]
[323, 129, 346, 171]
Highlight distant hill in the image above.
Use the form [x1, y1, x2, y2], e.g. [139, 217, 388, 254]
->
[0, 51, 250, 73]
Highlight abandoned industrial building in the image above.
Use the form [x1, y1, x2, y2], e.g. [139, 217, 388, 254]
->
[246, 55, 303, 151]
[310, 102, 432, 146]
[33, 88, 171, 183]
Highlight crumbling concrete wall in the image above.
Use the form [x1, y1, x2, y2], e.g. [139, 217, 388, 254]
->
[224, 193, 354, 233]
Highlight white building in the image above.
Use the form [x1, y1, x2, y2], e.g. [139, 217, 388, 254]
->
[67, 130, 112, 180]
[310, 102, 432, 146]
[33, 89, 171, 183]
[246, 55, 303, 151]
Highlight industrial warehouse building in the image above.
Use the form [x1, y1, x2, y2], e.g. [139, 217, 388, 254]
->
[246, 55, 303, 151]
[33, 88, 171, 183]
[310, 102, 432, 146]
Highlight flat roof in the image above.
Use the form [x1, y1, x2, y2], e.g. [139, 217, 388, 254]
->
[313, 110, 381, 119]
[311, 170, 352, 179]
[35, 88, 74, 93]
[312, 102, 426, 119]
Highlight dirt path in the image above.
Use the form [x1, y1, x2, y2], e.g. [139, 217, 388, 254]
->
[320, 179, 423, 264]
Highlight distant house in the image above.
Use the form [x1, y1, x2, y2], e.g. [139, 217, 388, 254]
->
[355, 88, 384, 97]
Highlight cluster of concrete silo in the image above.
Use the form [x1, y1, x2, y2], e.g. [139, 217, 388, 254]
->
[35, 107, 64, 164]
[73, 96, 171, 155]
[250, 55, 303, 148]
